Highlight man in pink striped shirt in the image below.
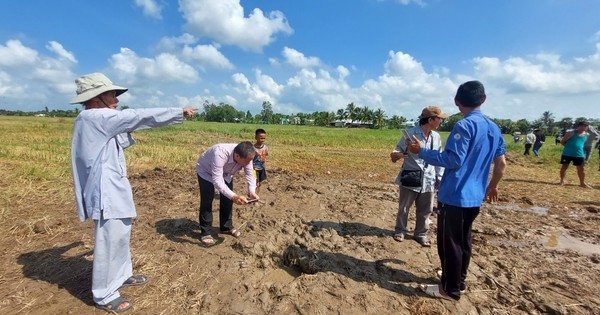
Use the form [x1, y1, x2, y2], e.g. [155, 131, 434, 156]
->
[196, 141, 259, 245]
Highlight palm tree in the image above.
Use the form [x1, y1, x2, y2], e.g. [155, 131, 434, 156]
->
[336, 108, 347, 121]
[358, 106, 373, 124]
[345, 102, 359, 123]
[373, 108, 387, 129]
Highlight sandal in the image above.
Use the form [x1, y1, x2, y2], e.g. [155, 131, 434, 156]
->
[121, 274, 148, 287]
[418, 284, 455, 301]
[221, 229, 241, 238]
[415, 238, 431, 247]
[200, 235, 216, 246]
[393, 233, 404, 242]
[434, 270, 466, 292]
[96, 296, 131, 313]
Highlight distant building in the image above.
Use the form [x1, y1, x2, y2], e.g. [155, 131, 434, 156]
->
[401, 121, 416, 128]
[330, 119, 352, 127]
[329, 119, 373, 128]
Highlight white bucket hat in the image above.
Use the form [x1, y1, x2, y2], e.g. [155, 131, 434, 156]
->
[70, 72, 128, 104]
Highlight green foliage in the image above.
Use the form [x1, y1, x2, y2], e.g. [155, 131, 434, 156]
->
[387, 115, 407, 129]
[202, 101, 244, 123]
[260, 101, 274, 123]
[2, 104, 598, 134]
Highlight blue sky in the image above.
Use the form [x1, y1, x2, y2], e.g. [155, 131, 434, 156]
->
[1, 0, 599, 121]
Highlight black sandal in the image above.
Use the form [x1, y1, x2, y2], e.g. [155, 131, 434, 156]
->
[96, 297, 132, 313]
[121, 274, 149, 287]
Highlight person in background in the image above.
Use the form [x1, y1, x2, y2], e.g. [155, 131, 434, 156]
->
[407, 81, 506, 301]
[533, 129, 545, 157]
[390, 106, 447, 247]
[559, 121, 591, 188]
[583, 125, 599, 164]
[70, 72, 197, 313]
[524, 130, 536, 155]
[253, 129, 269, 194]
[596, 137, 600, 171]
[196, 142, 259, 246]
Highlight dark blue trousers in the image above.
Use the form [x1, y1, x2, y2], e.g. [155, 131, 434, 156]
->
[437, 202, 480, 300]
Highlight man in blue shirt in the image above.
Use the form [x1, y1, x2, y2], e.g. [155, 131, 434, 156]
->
[408, 81, 506, 301]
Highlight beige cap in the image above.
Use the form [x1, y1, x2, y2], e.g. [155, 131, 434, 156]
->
[70, 72, 128, 104]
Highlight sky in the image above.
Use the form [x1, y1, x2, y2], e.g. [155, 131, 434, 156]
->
[1, 0, 599, 121]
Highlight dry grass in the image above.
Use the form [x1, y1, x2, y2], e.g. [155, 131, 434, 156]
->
[1, 115, 599, 315]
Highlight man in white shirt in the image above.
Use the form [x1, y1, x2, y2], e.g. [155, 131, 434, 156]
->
[524, 130, 536, 155]
[71, 72, 196, 313]
[390, 106, 447, 247]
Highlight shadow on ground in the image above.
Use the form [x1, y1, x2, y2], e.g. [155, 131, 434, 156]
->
[17, 242, 94, 306]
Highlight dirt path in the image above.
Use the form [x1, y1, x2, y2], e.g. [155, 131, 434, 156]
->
[3, 166, 600, 314]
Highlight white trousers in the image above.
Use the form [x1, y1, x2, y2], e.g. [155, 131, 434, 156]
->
[92, 218, 133, 305]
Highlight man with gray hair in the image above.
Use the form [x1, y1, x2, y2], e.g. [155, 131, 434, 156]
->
[196, 141, 259, 246]
[390, 106, 448, 247]
[70, 72, 197, 313]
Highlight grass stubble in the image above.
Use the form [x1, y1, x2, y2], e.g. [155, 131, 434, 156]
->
[0, 116, 598, 314]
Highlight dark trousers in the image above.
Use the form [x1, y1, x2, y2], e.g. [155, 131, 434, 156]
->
[523, 143, 532, 155]
[533, 143, 543, 156]
[437, 203, 480, 300]
[198, 175, 233, 236]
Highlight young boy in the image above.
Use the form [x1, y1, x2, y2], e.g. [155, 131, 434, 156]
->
[253, 129, 269, 194]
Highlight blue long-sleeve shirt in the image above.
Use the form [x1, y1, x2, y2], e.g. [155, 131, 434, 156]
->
[418, 110, 506, 207]
[71, 108, 184, 221]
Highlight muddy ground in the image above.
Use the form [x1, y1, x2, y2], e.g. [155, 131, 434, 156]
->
[2, 157, 600, 314]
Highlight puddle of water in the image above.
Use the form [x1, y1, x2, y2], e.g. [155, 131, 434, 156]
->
[493, 204, 548, 215]
[541, 232, 600, 256]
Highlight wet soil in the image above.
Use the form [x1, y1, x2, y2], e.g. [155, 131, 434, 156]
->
[3, 165, 600, 315]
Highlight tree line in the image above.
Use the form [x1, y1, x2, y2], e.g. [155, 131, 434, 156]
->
[186, 101, 599, 135]
[1, 103, 596, 135]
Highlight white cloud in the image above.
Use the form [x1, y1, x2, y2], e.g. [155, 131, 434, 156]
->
[0, 40, 38, 67]
[231, 70, 282, 104]
[134, 0, 163, 19]
[179, 0, 293, 51]
[473, 44, 600, 94]
[384, 50, 426, 78]
[0, 40, 76, 102]
[46, 41, 77, 64]
[156, 34, 197, 52]
[109, 48, 199, 84]
[337, 66, 350, 79]
[233, 49, 456, 117]
[0, 70, 20, 97]
[360, 51, 457, 115]
[181, 44, 234, 70]
[282, 47, 320, 68]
